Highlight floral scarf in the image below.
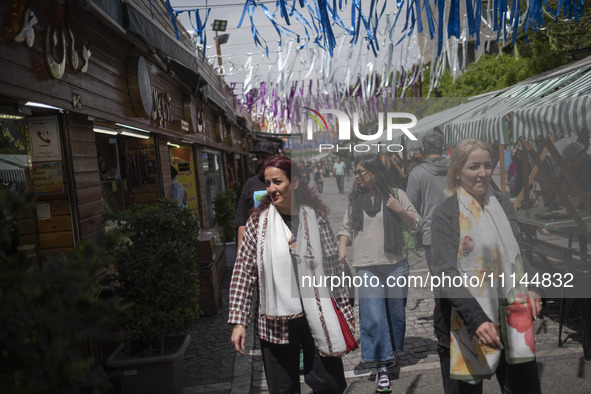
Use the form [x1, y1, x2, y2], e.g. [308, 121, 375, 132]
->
[449, 187, 535, 383]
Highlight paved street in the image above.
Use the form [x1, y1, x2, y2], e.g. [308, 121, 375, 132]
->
[182, 171, 591, 393]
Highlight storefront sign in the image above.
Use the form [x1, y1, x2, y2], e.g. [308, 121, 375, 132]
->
[28, 116, 61, 162]
[31, 162, 64, 195]
[128, 56, 153, 118]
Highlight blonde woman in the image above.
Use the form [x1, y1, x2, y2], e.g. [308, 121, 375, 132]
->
[431, 139, 542, 393]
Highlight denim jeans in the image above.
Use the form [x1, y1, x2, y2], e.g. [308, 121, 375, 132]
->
[356, 259, 409, 363]
[335, 175, 345, 193]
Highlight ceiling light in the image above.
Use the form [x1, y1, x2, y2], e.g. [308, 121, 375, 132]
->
[167, 142, 181, 148]
[25, 101, 63, 111]
[120, 130, 150, 139]
[115, 123, 150, 134]
[93, 126, 118, 135]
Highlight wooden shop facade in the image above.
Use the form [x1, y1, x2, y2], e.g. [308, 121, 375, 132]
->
[0, 0, 256, 263]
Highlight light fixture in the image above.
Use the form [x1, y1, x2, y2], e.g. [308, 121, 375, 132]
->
[212, 20, 227, 32]
[0, 113, 24, 120]
[25, 101, 63, 111]
[120, 130, 150, 139]
[167, 142, 181, 148]
[115, 122, 151, 134]
[93, 126, 118, 135]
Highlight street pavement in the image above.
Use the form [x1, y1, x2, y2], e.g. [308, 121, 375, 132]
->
[182, 172, 591, 393]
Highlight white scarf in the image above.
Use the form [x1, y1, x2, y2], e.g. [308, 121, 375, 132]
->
[450, 187, 535, 383]
[258, 204, 347, 356]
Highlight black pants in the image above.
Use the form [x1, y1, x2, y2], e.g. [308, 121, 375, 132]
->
[438, 344, 541, 394]
[260, 317, 346, 394]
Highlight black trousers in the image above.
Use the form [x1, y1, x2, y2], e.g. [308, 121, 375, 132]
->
[438, 344, 541, 394]
[260, 317, 347, 394]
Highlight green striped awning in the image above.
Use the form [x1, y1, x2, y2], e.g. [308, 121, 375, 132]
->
[405, 94, 495, 150]
[511, 70, 591, 142]
[497, 67, 588, 98]
[443, 67, 589, 146]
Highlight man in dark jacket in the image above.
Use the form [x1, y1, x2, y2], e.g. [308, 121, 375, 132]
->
[406, 132, 450, 283]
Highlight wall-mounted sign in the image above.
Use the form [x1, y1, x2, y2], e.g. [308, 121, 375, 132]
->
[28, 116, 61, 162]
[31, 162, 64, 195]
[128, 56, 153, 118]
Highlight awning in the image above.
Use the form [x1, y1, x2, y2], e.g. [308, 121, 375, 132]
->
[511, 70, 591, 142]
[126, 2, 201, 75]
[0, 155, 29, 184]
[200, 85, 226, 110]
[405, 93, 496, 150]
[88, 0, 201, 77]
[443, 67, 588, 146]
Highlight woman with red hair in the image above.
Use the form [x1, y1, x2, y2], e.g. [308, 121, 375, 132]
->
[228, 156, 354, 393]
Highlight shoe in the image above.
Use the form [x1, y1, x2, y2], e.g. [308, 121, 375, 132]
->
[375, 368, 391, 393]
[539, 228, 551, 235]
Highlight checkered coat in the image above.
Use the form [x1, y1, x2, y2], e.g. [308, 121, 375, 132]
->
[228, 207, 354, 345]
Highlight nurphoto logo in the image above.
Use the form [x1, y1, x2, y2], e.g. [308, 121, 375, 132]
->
[303, 108, 418, 153]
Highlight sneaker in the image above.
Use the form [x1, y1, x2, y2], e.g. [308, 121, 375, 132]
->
[375, 368, 391, 393]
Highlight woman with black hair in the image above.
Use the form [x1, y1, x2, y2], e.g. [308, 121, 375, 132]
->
[338, 155, 421, 393]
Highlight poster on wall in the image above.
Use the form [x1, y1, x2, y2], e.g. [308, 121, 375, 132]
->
[170, 146, 199, 211]
[31, 162, 64, 195]
[28, 116, 61, 162]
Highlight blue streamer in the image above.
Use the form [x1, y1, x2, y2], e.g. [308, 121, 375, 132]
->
[510, 0, 520, 46]
[464, 0, 475, 36]
[437, 0, 445, 55]
[164, 0, 180, 40]
[423, 0, 436, 38]
[448, 0, 460, 38]
[474, 0, 481, 49]
[238, 1, 270, 56]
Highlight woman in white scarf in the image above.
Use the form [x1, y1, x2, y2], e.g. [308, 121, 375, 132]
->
[431, 139, 543, 393]
[229, 156, 355, 393]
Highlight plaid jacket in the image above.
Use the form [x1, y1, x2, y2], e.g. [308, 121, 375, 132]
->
[228, 207, 354, 344]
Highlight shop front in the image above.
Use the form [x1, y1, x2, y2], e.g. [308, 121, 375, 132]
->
[0, 0, 251, 261]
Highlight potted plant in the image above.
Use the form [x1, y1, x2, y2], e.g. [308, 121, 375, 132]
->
[104, 199, 200, 394]
[213, 189, 237, 267]
[0, 189, 124, 393]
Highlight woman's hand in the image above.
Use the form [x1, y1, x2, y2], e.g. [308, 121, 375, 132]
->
[474, 321, 503, 349]
[338, 236, 349, 261]
[231, 325, 247, 355]
[528, 290, 543, 319]
[386, 194, 404, 214]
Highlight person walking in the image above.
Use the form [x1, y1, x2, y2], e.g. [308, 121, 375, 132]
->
[431, 139, 542, 394]
[405, 132, 449, 292]
[333, 157, 347, 194]
[234, 141, 279, 249]
[338, 155, 421, 393]
[229, 156, 354, 393]
[314, 161, 325, 193]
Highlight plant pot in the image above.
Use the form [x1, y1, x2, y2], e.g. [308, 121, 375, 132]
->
[224, 241, 237, 268]
[105, 334, 191, 394]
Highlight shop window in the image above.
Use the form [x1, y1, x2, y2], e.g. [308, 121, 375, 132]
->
[169, 143, 199, 211]
[1, 118, 32, 255]
[95, 133, 158, 213]
[201, 151, 224, 225]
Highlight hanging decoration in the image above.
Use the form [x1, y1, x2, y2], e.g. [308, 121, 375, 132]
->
[166, 0, 584, 138]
